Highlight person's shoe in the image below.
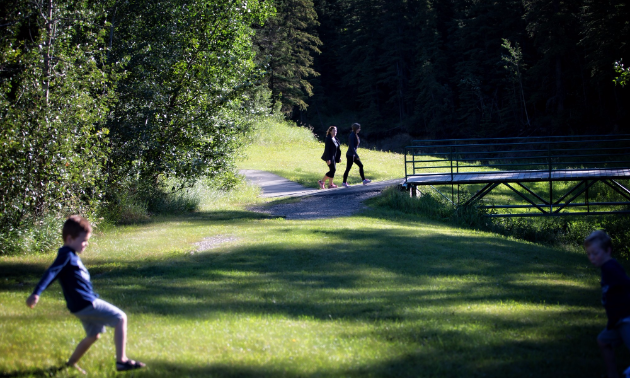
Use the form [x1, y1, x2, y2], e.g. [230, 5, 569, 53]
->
[116, 360, 146, 372]
[342, 182, 350, 188]
[362, 179, 371, 185]
[318, 180, 325, 189]
[328, 184, 338, 189]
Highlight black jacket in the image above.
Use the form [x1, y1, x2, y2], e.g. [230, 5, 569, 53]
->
[346, 132, 360, 158]
[321, 135, 341, 163]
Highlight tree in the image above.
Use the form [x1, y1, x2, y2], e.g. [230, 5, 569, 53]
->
[254, 0, 321, 113]
[614, 60, 630, 87]
[105, 0, 272, 192]
[502, 39, 530, 127]
[0, 0, 114, 235]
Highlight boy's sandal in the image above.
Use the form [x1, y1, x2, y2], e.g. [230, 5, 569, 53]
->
[116, 360, 146, 372]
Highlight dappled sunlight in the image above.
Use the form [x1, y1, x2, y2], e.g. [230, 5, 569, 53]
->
[2, 207, 627, 377]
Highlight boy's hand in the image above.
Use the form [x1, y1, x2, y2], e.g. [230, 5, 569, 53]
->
[26, 294, 39, 308]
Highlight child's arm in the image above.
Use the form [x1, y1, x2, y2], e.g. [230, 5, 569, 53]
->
[26, 252, 71, 309]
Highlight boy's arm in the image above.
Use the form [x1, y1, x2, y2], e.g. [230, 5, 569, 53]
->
[26, 252, 70, 308]
[603, 262, 630, 291]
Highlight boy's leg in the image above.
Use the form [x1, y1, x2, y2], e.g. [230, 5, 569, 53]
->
[599, 339, 620, 378]
[114, 312, 128, 362]
[114, 312, 146, 371]
[67, 334, 100, 374]
[598, 327, 624, 378]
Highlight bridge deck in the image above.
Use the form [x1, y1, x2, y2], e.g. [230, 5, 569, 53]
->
[406, 168, 630, 185]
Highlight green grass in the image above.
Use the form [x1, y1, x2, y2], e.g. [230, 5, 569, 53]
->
[240, 118, 629, 215]
[239, 117, 404, 187]
[0, 206, 624, 377]
[2, 118, 628, 377]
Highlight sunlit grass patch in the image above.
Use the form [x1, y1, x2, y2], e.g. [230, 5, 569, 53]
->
[239, 118, 404, 187]
[1, 204, 625, 377]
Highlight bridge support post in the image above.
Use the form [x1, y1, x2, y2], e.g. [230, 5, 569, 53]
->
[410, 185, 417, 198]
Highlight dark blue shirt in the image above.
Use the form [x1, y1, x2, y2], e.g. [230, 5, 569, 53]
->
[32, 246, 97, 313]
[346, 132, 360, 158]
[601, 259, 630, 329]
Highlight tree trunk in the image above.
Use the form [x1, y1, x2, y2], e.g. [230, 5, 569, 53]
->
[44, 0, 54, 105]
[555, 57, 564, 114]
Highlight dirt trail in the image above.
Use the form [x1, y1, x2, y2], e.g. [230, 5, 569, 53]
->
[240, 170, 401, 220]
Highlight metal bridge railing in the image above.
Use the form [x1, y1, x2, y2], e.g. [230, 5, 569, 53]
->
[405, 134, 630, 181]
[402, 135, 630, 217]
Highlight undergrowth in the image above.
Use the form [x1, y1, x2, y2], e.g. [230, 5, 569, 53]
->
[371, 187, 630, 257]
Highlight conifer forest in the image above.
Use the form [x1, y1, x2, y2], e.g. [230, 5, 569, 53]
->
[1, 0, 629, 251]
[265, 0, 629, 141]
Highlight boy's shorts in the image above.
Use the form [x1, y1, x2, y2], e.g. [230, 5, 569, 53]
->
[73, 299, 125, 337]
[598, 318, 630, 348]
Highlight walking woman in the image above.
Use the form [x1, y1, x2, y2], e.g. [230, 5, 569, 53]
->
[319, 126, 342, 189]
[342, 123, 371, 187]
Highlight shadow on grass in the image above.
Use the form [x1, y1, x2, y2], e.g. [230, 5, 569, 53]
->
[72, 229, 599, 319]
[2, 225, 597, 318]
[134, 330, 596, 378]
[0, 210, 613, 377]
[0, 365, 65, 378]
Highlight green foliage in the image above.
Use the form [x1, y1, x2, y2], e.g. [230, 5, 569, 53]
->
[614, 60, 630, 87]
[370, 187, 489, 229]
[106, 0, 273, 188]
[254, 0, 322, 113]
[0, 214, 63, 256]
[0, 0, 115, 237]
[0, 0, 274, 254]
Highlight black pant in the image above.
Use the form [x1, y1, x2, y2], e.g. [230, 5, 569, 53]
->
[343, 155, 365, 182]
[325, 160, 336, 178]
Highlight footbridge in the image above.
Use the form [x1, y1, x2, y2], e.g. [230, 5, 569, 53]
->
[402, 135, 630, 217]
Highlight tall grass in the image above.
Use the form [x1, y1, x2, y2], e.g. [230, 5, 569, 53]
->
[249, 115, 319, 146]
[240, 117, 404, 187]
[370, 187, 630, 256]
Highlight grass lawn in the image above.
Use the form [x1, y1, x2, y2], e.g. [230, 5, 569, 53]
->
[238, 118, 404, 188]
[2, 119, 628, 377]
[0, 207, 623, 377]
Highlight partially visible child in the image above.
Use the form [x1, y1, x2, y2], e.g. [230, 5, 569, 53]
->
[585, 230, 630, 378]
[26, 215, 145, 374]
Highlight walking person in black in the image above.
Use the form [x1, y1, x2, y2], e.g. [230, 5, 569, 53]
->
[319, 126, 342, 189]
[342, 123, 371, 187]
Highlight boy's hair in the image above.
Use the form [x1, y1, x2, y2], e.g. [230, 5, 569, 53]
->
[584, 230, 613, 251]
[62, 215, 92, 241]
[351, 123, 361, 133]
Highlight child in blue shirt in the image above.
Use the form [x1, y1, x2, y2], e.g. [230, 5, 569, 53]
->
[26, 215, 145, 374]
[585, 230, 630, 378]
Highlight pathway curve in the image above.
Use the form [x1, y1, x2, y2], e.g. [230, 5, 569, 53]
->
[240, 169, 402, 220]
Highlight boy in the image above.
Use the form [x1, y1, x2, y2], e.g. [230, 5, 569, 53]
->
[585, 230, 630, 378]
[26, 215, 145, 374]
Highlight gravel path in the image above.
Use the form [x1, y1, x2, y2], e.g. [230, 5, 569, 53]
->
[241, 170, 402, 220]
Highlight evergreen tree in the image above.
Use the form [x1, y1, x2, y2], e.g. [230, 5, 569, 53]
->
[409, 0, 455, 138]
[254, 0, 322, 113]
